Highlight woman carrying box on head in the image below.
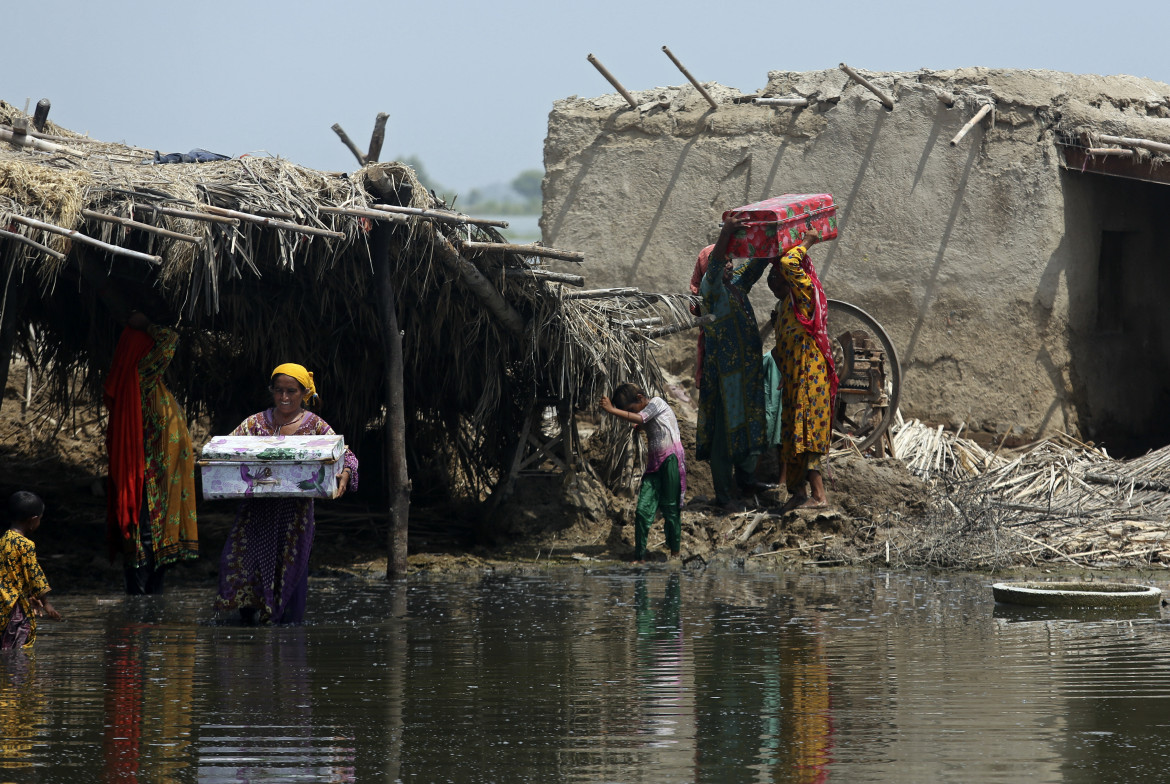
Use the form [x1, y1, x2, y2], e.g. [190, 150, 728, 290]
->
[214, 363, 358, 624]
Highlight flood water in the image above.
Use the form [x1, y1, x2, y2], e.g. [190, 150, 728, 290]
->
[4, 567, 1170, 782]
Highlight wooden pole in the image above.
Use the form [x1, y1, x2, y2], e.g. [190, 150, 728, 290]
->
[0, 228, 67, 261]
[562, 287, 638, 299]
[504, 268, 585, 286]
[936, 90, 956, 107]
[371, 223, 411, 577]
[460, 240, 584, 263]
[1098, 134, 1170, 156]
[133, 203, 239, 225]
[587, 53, 638, 109]
[430, 231, 528, 335]
[200, 205, 346, 239]
[82, 209, 204, 245]
[661, 45, 717, 110]
[318, 204, 409, 222]
[331, 123, 367, 166]
[368, 203, 508, 228]
[642, 314, 714, 339]
[949, 103, 994, 146]
[8, 214, 162, 264]
[1086, 147, 1136, 157]
[839, 63, 895, 110]
[367, 112, 389, 163]
[0, 126, 83, 156]
[754, 97, 810, 107]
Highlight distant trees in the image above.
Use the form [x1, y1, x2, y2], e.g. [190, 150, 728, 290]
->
[396, 156, 542, 215]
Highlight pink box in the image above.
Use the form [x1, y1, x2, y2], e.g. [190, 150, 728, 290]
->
[722, 194, 837, 259]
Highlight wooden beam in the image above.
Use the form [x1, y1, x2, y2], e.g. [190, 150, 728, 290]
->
[200, 205, 346, 239]
[587, 53, 638, 109]
[0, 228, 67, 260]
[367, 112, 389, 163]
[562, 287, 638, 299]
[460, 240, 584, 263]
[661, 45, 717, 110]
[431, 229, 529, 335]
[642, 314, 714, 339]
[754, 97, 810, 107]
[368, 203, 508, 228]
[504, 268, 585, 287]
[0, 126, 83, 156]
[950, 103, 994, 146]
[331, 123, 367, 166]
[1098, 134, 1170, 156]
[318, 204, 409, 222]
[8, 214, 162, 264]
[133, 203, 239, 225]
[82, 209, 204, 245]
[839, 63, 895, 110]
[936, 90, 956, 107]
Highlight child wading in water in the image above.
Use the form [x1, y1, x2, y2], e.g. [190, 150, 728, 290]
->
[1, 491, 63, 650]
[600, 384, 687, 562]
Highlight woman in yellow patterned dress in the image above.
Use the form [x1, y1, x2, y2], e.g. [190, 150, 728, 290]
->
[770, 229, 838, 510]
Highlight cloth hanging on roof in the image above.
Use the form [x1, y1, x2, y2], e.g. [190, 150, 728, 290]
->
[142, 149, 230, 165]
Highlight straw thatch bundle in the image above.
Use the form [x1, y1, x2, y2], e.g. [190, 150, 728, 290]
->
[0, 99, 697, 506]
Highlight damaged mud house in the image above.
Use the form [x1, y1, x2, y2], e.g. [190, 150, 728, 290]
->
[543, 66, 1170, 457]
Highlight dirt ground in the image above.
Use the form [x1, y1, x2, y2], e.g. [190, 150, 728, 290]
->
[0, 360, 934, 593]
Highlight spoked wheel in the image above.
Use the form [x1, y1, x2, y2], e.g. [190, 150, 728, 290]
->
[825, 299, 901, 452]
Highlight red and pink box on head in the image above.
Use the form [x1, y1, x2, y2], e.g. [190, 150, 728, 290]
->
[721, 193, 837, 259]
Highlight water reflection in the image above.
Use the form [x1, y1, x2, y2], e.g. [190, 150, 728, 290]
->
[0, 651, 41, 772]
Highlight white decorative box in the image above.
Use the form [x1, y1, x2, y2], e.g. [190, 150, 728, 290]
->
[199, 434, 345, 500]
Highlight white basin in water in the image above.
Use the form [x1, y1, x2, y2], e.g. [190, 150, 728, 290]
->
[992, 581, 1162, 608]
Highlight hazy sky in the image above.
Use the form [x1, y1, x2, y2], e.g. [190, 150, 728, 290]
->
[8, 1, 1170, 194]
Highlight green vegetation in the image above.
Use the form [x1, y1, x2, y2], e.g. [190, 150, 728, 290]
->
[396, 157, 542, 215]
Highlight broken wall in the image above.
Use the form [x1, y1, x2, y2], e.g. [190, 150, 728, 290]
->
[542, 67, 1170, 449]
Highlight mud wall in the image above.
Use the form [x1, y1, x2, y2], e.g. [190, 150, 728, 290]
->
[542, 68, 1170, 446]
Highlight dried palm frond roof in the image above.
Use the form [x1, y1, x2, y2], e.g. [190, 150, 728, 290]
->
[0, 99, 701, 502]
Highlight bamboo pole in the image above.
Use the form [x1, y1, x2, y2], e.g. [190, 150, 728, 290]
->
[430, 230, 528, 335]
[839, 63, 895, 110]
[0, 126, 83, 156]
[81, 209, 204, 245]
[133, 203, 239, 225]
[0, 228, 67, 260]
[368, 203, 508, 228]
[753, 97, 810, 107]
[318, 205, 409, 222]
[587, 53, 638, 109]
[7, 214, 162, 264]
[661, 45, 717, 110]
[936, 90, 956, 107]
[1097, 134, 1170, 155]
[1086, 147, 1135, 157]
[460, 240, 584, 263]
[950, 103, 994, 146]
[200, 205, 346, 239]
[367, 112, 389, 163]
[504, 268, 585, 287]
[562, 287, 639, 299]
[331, 123, 367, 166]
[616, 316, 663, 328]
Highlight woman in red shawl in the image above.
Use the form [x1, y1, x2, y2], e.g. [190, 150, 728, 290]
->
[771, 229, 838, 510]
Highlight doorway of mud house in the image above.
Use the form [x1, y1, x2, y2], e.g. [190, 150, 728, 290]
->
[1061, 162, 1170, 457]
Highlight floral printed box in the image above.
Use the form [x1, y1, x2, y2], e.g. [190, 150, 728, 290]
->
[722, 194, 837, 259]
[199, 434, 345, 500]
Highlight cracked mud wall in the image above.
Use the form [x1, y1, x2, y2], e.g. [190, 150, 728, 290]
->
[542, 67, 1170, 448]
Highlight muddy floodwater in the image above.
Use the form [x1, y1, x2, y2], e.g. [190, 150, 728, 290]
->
[4, 568, 1170, 782]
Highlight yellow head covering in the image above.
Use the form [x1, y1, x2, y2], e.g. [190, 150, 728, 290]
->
[271, 363, 318, 406]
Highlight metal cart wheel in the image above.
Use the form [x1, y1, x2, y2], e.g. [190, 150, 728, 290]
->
[825, 299, 902, 452]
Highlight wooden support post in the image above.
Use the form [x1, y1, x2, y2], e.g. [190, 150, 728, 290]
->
[0, 266, 29, 419]
[504, 268, 585, 287]
[754, 97, 810, 107]
[331, 123, 367, 166]
[371, 223, 410, 577]
[1097, 134, 1170, 155]
[839, 63, 895, 110]
[8, 214, 162, 264]
[949, 103, 994, 146]
[587, 53, 639, 109]
[459, 240, 584, 263]
[661, 45, 717, 110]
[0, 228, 67, 261]
[367, 112, 389, 163]
[32, 99, 50, 132]
[82, 209, 204, 245]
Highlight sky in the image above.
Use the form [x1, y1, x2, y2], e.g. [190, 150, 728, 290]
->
[8, 0, 1170, 196]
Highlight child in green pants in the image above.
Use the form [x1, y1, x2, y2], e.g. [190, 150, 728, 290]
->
[600, 384, 687, 561]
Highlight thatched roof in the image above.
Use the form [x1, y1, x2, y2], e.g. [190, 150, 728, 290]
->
[0, 99, 696, 502]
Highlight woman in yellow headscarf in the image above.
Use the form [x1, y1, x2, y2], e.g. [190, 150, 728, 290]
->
[214, 364, 358, 624]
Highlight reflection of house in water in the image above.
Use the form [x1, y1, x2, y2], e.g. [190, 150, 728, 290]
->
[543, 68, 1170, 456]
